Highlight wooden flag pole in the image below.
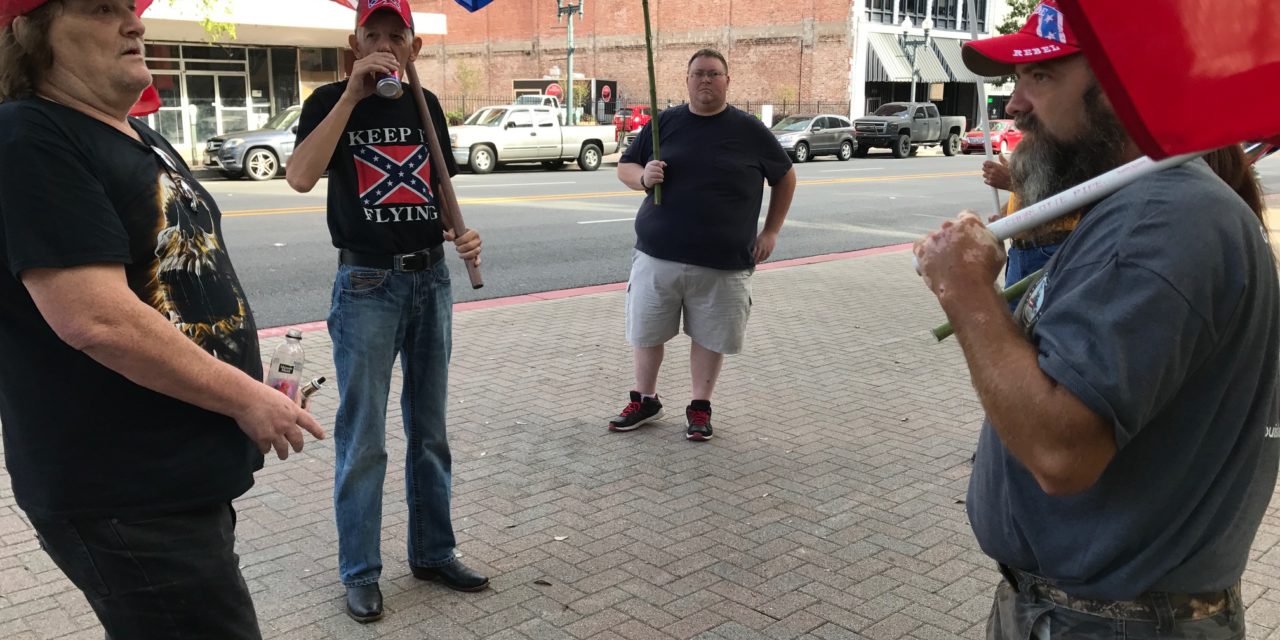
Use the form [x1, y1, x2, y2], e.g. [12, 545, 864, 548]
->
[405, 63, 483, 289]
[641, 0, 662, 204]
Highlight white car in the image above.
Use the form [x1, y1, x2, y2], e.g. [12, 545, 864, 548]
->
[449, 105, 618, 174]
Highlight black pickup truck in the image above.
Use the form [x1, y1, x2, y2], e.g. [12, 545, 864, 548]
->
[853, 102, 967, 158]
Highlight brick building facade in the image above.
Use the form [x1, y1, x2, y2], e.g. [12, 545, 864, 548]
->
[410, 0, 857, 114]
[407, 0, 1007, 124]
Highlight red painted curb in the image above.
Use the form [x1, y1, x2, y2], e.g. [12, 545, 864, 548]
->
[256, 243, 913, 338]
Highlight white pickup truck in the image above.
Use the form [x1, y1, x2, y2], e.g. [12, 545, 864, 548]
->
[449, 105, 618, 174]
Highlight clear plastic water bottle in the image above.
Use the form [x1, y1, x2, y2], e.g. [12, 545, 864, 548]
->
[265, 329, 305, 402]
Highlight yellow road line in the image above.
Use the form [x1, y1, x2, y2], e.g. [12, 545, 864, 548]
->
[221, 170, 978, 218]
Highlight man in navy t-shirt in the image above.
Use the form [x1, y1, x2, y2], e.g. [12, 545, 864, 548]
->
[609, 48, 796, 442]
[915, 2, 1280, 638]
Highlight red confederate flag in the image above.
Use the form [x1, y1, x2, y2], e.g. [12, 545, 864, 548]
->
[1059, 0, 1280, 157]
[327, 0, 495, 14]
[354, 144, 436, 206]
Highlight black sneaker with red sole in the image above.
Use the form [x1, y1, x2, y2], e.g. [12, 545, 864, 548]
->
[608, 391, 664, 431]
[685, 403, 713, 441]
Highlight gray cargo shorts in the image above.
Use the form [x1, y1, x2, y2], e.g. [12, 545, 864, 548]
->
[625, 250, 752, 355]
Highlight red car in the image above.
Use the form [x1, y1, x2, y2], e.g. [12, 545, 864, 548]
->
[613, 105, 652, 139]
[961, 119, 1023, 154]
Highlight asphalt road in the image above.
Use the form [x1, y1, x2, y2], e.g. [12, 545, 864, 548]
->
[212, 151, 1280, 328]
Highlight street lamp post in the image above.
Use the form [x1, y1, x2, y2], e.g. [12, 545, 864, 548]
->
[556, 0, 585, 125]
[899, 17, 933, 102]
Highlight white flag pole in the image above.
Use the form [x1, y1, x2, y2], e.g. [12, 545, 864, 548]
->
[965, 0, 1002, 216]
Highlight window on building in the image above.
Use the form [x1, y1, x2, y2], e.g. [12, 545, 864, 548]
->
[960, 0, 989, 32]
[271, 48, 300, 111]
[248, 49, 271, 127]
[866, 0, 894, 25]
[902, 0, 928, 26]
[299, 48, 340, 102]
[182, 45, 246, 61]
[932, 0, 958, 30]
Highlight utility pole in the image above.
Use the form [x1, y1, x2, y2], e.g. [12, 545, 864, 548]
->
[556, 0, 585, 125]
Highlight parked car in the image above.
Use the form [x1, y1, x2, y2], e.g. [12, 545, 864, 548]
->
[204, 106, 300, 181]
[961, 119, 1023, 154]
[770, 114, 857, 162]
[449, 105, 618, 173]
[514, 94, 562, 110]
[613, 104, 652, 140]
[853, 102, 966, 158]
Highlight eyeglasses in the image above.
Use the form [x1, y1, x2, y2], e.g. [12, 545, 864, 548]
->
[688, 71, 726, 80]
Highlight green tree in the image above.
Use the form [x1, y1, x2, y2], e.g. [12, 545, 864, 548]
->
[996, 0, 1037, 35]
[156, 0, 237, 41]
[455, 61, 483, 98]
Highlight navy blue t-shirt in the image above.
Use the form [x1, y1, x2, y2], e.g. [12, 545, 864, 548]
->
[968, 159, 1280, 599]
[621, 105, 791, 271]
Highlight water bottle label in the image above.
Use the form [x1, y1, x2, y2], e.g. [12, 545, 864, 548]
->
[277, 363, 295, 374]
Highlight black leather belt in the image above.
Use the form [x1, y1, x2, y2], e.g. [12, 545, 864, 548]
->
[339, 245, 444, 272]
[1010, 229, 1072, 250]
[999, 564, 1233, 622]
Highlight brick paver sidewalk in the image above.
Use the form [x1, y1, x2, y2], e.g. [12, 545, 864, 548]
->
[2, 249, 1278, 639]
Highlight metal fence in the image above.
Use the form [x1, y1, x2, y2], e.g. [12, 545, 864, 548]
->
[733, 100, 853, 121]
[436, 95, 513, 125]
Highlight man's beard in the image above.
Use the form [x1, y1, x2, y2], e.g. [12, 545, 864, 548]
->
[1009, 83, 1129, 207]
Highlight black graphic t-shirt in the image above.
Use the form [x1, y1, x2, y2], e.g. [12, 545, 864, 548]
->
[0, 98, 263, 520]
[295, 81, 458, 255]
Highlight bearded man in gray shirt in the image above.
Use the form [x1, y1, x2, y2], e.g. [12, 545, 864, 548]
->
[913, 2, 1280, 639]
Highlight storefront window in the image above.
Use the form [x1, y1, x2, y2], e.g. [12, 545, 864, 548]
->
[271, 48, 300, 113]
[249, 48, 272, 127]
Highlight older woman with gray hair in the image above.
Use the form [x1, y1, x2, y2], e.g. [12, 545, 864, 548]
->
[0, 1, 323, 637]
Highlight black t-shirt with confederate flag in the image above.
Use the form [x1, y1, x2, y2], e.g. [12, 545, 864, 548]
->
[0, 98, 263, 520]
[296, 81, 459, 255]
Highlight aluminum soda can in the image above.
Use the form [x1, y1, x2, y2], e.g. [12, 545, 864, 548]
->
[375, 72, 404, 99]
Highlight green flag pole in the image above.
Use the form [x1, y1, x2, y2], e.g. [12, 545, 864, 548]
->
[931, 268, 1043, 342]
[641, 0, 662, 204]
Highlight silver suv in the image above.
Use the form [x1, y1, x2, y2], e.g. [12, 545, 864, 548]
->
[204, 106, 300, 181]
[770, 114, 857, 163]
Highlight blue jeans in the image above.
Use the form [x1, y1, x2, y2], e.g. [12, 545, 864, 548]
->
[1005, 244, 1060, 312]
[329, 260, 457, 587]
[987, 579, 1245, 639]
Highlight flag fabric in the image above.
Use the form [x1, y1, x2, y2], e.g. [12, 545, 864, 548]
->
[354, 144, 436, 206]
[328, 0, 493, 14]
[453, 0, 493, 11]
[130, 86, 162, 117]
[1058, 0, 1280, 158]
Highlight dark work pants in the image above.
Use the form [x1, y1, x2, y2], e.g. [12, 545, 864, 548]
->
[30, 503, 261, 640]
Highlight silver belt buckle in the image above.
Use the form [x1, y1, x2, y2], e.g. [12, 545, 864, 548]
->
[394, 253, 414, 271]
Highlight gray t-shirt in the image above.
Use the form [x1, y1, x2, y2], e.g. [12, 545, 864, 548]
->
[967, 158, 1280, 600]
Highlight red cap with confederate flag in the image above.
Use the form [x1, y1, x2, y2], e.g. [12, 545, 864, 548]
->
[962, 0, 1081, 77]
[357, 0, 414, 31]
